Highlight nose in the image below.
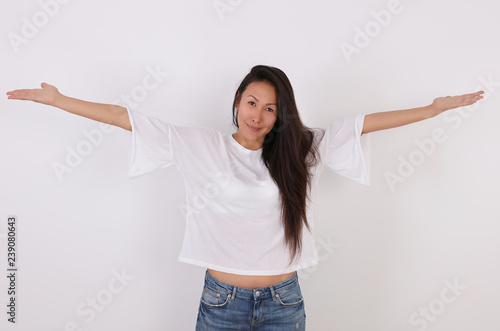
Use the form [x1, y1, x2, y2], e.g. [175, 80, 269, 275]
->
[251, 108, 264, 123]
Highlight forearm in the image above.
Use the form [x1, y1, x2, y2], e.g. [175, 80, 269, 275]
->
[54, 95, 131, 131]
[362, 105, 437, 134]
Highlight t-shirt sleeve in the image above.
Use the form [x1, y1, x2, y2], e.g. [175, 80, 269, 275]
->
[126, 107, 175, 179]
[322, 114, 371, 185]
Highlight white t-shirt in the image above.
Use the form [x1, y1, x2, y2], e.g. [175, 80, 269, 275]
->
[126, 107, 371, 275]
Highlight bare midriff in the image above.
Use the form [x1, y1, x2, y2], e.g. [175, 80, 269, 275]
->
[208, 269, 295, 289]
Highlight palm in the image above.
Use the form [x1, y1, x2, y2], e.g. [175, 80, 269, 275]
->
[6, 82, 60, 106]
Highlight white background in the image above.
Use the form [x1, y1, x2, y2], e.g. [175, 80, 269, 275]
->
[1, 0, 499, 330]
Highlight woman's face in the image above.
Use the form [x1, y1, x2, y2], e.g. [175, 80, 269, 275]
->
[233, 81, 278, 150]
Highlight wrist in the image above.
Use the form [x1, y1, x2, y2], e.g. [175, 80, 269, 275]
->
[52, 93, 66, 108]
[426, 104, 440, 119]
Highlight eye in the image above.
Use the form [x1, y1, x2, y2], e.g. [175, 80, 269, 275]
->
[266, 107, 275, 112]
[248, 101, 256, 106]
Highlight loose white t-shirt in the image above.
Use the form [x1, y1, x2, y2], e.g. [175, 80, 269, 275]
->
[126, 107, 371, 275]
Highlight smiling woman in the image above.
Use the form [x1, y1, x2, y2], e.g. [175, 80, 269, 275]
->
[6, 64, 484, 331]
[232, 81, 278, 151]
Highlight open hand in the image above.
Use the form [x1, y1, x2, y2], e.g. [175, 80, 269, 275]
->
[6, 82, 62, 106]
[431, 90, 484, 115]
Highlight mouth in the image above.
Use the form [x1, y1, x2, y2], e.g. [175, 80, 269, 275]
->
[246, 123, 261, 132]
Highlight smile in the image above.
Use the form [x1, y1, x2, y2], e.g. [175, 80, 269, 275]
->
[246, 123, 261, 132]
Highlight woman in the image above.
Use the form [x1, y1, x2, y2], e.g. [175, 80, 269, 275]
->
[7, 65, 484, 330]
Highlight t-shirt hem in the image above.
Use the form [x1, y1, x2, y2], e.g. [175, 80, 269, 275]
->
[178, 256, 318, 276]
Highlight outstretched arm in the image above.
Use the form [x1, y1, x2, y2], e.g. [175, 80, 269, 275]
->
[361, 91, 485, 135]
[6, 82, 132, 131]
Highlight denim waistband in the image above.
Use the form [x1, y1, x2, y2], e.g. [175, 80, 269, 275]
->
[204, 269, 299, 301]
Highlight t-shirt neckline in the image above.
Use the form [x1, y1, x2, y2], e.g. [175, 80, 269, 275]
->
[229, 133, 263, 153]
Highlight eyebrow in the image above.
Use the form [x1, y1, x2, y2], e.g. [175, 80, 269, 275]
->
[248, 94, 277, 106]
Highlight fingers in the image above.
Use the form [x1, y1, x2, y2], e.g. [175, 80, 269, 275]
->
[465, 90, 485, 100]
[470, 91, 484, 101]
[7, 82, 52, 101]
[472, 91, 484, 98]
[6, 89, 36, 101]
[460, 91, 484, 107]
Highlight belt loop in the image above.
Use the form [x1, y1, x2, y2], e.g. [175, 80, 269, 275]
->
[231, 286, 237, 301]
[269, 285, 277, 302]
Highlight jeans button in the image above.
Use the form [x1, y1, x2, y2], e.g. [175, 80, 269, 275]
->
[255, 291, 260, 296]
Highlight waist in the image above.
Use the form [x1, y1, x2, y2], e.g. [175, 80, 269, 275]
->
[207, 268, 296, 289]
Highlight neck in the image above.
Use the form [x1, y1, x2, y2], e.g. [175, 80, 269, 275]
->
[232, 133, 263, 151]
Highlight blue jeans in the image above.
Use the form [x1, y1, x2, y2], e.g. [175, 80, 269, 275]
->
[196, 269, 306, 331]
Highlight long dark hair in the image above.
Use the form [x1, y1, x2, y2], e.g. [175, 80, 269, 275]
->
[232, 65, 322, 265]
